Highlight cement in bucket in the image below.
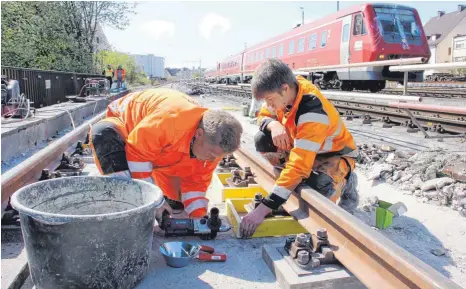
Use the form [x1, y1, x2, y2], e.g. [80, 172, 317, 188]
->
[11, 176, 164, 289]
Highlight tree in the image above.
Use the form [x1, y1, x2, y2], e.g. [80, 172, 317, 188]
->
[62, 1, 137, 72]
[96, 50, 149, 85]
[1, 1, 137, 73]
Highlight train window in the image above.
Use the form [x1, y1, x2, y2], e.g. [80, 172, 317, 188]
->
[321, 31, 328, 47]
[297, 37, 305, 53]
[289, 40, 295, 55]
[308, 33, 317, 50]
[266, 47, 270, 59]
[279, 44, 284, 57]
[271, 46, 276, 58]
[343, 24, 350, 42]
[251, 54, 254, 63]
[353, 14, 367, 35]
[260, 51, 264, 60]
[256, 51, 260, 61]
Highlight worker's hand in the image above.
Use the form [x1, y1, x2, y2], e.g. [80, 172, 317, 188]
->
[154, 200, 173, 232]
[240, 203, 272, 239]
[268, 121, 291, 151]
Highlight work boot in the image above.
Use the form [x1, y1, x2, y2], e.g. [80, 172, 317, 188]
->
[164, 196, 184, 211]
[338, 173, 359, 212]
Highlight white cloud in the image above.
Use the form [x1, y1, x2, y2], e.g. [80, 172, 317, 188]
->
[199, 13, 231, 40]
[140, 20, 175, 40]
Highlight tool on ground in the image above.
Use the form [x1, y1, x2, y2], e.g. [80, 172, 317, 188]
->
[160, 241, 227, 268]
[159, 207, 232, 240]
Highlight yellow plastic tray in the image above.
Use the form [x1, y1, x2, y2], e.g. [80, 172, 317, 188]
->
[225, 198, 307, 239]
[213, 172, 268, 201]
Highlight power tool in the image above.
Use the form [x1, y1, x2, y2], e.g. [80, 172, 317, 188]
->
[159, 207, 232, 240]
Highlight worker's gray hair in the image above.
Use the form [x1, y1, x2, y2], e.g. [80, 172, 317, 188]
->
[251, 58, 298, 100]
[199, 110, 243, 153]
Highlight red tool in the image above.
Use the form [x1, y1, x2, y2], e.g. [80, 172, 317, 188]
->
[194, 245, 227, 262]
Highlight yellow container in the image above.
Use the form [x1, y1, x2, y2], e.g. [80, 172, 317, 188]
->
[225, 198, 307, 239]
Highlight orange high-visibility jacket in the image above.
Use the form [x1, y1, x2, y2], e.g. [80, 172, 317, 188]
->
[105, 88, 219, 217]
[257, 76, 357, 209]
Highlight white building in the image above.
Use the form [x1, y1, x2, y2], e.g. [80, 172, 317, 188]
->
[94, 24, 112, 52]
[131, 54, 165, 78]
[452, 34, 466, 62]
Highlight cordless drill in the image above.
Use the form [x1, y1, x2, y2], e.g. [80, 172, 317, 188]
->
[159, 207, 232, 240]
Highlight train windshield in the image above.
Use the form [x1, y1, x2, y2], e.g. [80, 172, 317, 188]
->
[373, 7, 422, 48]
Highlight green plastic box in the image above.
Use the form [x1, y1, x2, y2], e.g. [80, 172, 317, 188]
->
[375, 200, 394, 229]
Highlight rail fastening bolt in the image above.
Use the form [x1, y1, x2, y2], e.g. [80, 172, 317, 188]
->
[296, 233, 307, 246]
[317, 228, 328, 239]
[297, 250, 310, 265]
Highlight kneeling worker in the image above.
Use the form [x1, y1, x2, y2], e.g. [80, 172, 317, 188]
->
[241, 59, 359, 238]
[89, 88, 243, 219]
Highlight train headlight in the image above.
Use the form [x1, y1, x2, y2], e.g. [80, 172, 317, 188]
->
[379, 54, 385, 60]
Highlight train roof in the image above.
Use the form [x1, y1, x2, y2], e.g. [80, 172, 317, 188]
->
[243, 2, 418, 53]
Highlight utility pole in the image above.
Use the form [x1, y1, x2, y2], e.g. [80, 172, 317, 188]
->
[300, 7, 304, 25]
[337, 1, 339, 11]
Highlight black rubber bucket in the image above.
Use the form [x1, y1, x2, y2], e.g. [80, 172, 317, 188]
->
[10, 176, 164, 289]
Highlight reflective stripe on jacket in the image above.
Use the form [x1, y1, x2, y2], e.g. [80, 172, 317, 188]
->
[104, 88, 219, 217]
[258, 76, 357, 209]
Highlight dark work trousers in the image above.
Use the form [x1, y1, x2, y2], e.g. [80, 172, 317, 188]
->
[90, 120, 184, 210]
[254, 130, 354, 202]
[105, 76, 113, 89]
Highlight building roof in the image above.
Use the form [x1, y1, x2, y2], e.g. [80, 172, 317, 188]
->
[424, 6, 466, 47]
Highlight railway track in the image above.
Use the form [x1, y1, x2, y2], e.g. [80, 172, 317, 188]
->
[188, 83, 466, 135]
[1, 108, 463, 288]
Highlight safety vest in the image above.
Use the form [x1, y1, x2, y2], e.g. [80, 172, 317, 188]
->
[103, 88, 219, 218]
[257, 76, 357, 200]
[104, 68, 113, 77]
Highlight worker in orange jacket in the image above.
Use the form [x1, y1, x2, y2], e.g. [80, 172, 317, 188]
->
[89, 88, 243, 220]
[116, 65, 126, 89]
[240, 59, 359, 238]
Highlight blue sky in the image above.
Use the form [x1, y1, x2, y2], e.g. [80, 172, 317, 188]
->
[103, 1, 465, 69]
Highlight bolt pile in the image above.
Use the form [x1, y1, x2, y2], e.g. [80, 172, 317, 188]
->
[284, 230, 338, 269]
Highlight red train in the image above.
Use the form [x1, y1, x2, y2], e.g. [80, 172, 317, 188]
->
[205, 3, 431, 92]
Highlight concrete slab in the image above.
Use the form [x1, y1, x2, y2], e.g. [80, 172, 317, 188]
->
[262, 245, 366, 289]
[1, 229, 29, 289]
[1, 92, 127, 162]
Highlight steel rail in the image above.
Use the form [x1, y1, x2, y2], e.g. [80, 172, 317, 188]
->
[233, 148, 463, 289]
[196, 83, 464, 134]
[389, 61, 466, 72]
[1, 111, 106, 204]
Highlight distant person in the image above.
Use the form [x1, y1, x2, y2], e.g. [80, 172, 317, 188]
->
[102, 64, 114, 88]
[116, 65, 126, 89]
[89, 88, 243, 220]
[240, 58, 359, 238]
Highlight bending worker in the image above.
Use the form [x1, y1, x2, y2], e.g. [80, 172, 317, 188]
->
[240, 59, 359, 238]
[89, 88, 243, 219]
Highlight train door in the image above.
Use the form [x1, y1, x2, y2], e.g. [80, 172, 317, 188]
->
[340, 15, 352, 80]
[350, 13, 365, 64]
[340, 15, 352, 65]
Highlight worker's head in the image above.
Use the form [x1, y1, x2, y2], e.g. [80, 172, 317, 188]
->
[193, 110, 243, 162]
[107, 64, 112, 69]
[118, 65, 122, 69]
[251, 58, 298, 111]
